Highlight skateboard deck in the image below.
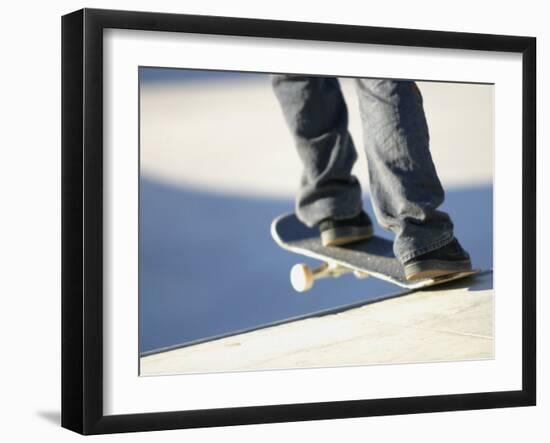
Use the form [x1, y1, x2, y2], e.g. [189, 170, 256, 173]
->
[271, 213, 479, 292]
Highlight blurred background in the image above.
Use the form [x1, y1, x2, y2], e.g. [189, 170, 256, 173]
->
[139, 68, 493, 356]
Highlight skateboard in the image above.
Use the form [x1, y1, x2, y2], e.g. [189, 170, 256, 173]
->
[271, 213, 479, 292]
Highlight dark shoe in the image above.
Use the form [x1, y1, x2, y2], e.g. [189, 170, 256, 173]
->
[318, 211, 374, 247]
[403, 239, 472, 281]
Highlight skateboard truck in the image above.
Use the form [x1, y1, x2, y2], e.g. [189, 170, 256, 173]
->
[290, 262, 369, 292]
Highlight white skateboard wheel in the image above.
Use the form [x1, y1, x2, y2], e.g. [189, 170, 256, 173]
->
[290, 263, 314, 292]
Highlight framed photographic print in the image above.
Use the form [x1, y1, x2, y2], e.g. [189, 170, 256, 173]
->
[61, 8, 536, 434]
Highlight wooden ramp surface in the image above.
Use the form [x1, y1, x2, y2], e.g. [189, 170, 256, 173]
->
[140, 271, 493, 376]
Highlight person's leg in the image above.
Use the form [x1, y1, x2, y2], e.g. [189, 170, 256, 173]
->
[354, 78, 469, 275]
[271, 75, 363, 228]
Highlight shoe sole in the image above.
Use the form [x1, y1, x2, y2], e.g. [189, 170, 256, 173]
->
[404, 259, 472, 281]
[321, 225, 374, 247]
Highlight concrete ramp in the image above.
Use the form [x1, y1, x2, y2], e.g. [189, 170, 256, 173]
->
[140, 271, 493, 376]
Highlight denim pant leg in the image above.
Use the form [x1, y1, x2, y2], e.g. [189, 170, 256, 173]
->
[354, 79, 455, 262]
[272, 75, 363, 227]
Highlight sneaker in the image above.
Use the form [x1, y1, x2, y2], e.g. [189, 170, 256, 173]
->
[318, 211, 374, 247]
[403, 238, 472, 281]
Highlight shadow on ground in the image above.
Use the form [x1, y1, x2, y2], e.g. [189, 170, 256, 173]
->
[35, 410, 60, 426]
[139, 177, 492, 354]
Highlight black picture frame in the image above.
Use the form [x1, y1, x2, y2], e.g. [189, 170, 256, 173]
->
[61, 8, 536, 435]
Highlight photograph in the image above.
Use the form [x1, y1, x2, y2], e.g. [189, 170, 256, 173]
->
[59, 7, 536, 435]
[137, 68, 494, 376]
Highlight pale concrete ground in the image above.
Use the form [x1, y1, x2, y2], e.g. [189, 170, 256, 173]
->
[141, 271, 493, 375]
[141, 78, 493, 197]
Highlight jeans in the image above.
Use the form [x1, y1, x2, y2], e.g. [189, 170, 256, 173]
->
[272, 75, 455, 263]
